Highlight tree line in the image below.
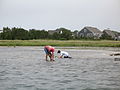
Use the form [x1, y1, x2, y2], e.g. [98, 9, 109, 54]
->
[0, 27, 117, 40]
[0, 27, 73, 40]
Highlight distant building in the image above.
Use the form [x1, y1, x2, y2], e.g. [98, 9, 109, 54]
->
[48, 30, 56, 35]
[48, 29, 62, 35]
[115, 34, 120, 40]
[102, 29, 116, 39]
[72, 30, 79, 39]
[78, 26, 102, 39]
[0, 30, 3, 33]
[117, 35, 120, 40]
[102, 29, 120, 40]
[113, 31, 120, 40]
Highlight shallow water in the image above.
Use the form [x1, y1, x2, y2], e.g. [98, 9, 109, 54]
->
[0, 46, 120, 90]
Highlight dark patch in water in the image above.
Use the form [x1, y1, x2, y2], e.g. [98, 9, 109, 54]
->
[114, 58, 120, 61]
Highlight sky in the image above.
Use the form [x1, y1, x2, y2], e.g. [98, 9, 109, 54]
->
[0, 0, 120, 31]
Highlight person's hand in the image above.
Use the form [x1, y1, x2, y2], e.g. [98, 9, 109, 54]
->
[60, 56, 62, 58]
[50, 59, 55, 61]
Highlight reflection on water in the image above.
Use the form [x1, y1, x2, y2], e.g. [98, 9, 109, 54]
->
[0, 46, 120, 90]
[114, 58, 120, 61]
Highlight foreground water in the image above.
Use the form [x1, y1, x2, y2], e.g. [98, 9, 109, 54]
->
[0, 46, 120, 90]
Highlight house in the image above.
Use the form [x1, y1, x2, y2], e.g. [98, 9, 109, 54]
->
[102, 29, 120, 40]
[102, 29, 115, 39]
[113, 31, 120, 40]
[48, 30, 56, 35]
[78, 26, 102, 39]
[116, 33, 120, 40]
[48, 29, 62, 35]
[0, 30, 3, 33]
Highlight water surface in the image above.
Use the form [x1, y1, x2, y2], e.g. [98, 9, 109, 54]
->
[0, 46, 120, 90]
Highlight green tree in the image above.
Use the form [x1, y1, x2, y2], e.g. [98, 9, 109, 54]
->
[11, 27, 29, 40]
[29, 29, 49, 39]
[29, 29, 37, 39]
[52, 32, 61, 40]
[2, 27, 12, 40]
[39, 30, 49, 39]
[56, 28, 72, 40]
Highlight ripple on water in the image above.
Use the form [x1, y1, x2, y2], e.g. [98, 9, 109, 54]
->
[0, 47, 120, 90]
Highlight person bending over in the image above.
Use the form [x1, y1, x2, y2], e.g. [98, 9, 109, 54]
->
[44, 46, 55, 61]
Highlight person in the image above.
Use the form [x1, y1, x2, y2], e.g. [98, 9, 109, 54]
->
[57, 50, 72, 58]
[44, 46, 55, 61]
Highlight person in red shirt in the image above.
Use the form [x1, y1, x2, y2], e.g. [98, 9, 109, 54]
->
[44, 46, 55, 61]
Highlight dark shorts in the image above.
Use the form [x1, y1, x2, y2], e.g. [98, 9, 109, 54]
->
[64, 56, 72, 58]
[44, 48, 51, 55]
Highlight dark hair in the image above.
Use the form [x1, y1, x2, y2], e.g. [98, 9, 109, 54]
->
[57, 50, 61, 53]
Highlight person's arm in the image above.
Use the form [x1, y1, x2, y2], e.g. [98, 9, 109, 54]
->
[50, 52, 54, 61]
[58, 53, 63, 58]
[59, 55, 63, 58]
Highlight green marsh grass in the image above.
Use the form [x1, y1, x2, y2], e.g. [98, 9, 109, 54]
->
[0, 40, 120, 47]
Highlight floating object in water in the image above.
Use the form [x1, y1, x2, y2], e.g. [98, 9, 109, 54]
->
[110, 53, 120, 56]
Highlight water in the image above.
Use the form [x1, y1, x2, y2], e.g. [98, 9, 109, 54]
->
[0, 46, 120, 90]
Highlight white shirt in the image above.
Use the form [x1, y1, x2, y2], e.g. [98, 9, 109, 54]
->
[60, 51, 69, 57]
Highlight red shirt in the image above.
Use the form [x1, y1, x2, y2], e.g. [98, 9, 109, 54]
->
[44, 46, 55, 52]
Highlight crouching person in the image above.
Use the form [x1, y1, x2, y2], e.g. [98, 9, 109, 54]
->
[57, 50, 72, 58]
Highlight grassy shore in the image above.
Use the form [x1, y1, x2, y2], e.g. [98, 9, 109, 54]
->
[0, 40, 120, 47]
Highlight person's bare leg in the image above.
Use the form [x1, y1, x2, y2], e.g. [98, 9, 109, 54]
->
[46, 54, 48, 61]
[49, 55, 52, 61]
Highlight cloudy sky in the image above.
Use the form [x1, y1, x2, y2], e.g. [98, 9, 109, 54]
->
[0, 0, 120, 31]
